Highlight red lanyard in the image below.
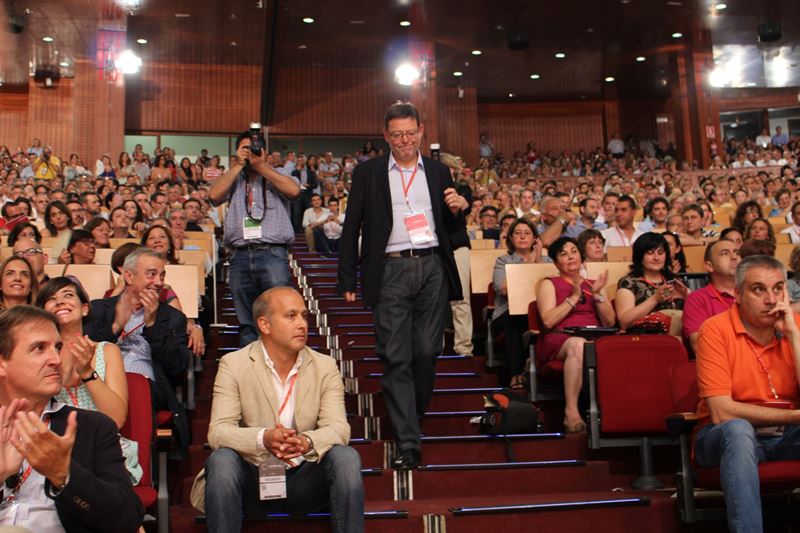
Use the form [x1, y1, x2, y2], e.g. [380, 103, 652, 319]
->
[277, 374, 298, 418]
[707, 284, 734, 310]
[743, 335, 780, 399]
[65, 387, 80, 406]
[560, 276, 593, 299]
[400, 165, 419, 205]
[637, 275, 666, 290]
[615, 227, 632, 247]
[119, 321, 144, 341]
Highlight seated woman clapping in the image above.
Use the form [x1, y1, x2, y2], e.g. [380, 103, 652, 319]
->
[36, 276, 143, 484]
[536, 237, 616, 433]
[614, 232, 689, 336]
[491, 218, 543, 389]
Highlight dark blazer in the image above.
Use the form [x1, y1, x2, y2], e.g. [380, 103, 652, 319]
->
[337, 154, 464, 306]
[84, 295, 190, 385]
[48, 406, 144, 533]
[292, 167, 318, 196]
[84, 295, 191, 450]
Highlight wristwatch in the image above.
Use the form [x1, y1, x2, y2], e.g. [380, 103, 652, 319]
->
[557, 217, 567, 225]
[302, 434, 315, 453]
[593, 293, 606, 303]
[81, 370, 99, 383]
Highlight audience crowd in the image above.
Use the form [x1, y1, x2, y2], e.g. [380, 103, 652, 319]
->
[0, 123, 797, 531]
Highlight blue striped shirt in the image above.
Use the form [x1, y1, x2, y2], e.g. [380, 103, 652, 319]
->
[223, 168, 299, 247]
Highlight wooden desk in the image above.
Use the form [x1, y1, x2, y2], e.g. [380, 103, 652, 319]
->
[470, 249, 506, 294]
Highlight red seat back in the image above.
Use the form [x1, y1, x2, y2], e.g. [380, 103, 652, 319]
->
[121, 372, 153, 488]
[596, 335, 688, 434]
[527, 301, 543, 331]
[487, 282, 496, 307]
[669, 361, 699, 413]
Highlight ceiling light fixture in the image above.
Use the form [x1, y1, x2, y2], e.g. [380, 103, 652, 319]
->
[636, 56, 646, 62]
[114, 49, 142, 74]
[672, 32, 683, 38]
[508, 92, 516, 98]
[530, 73, 540, 79]
[605, 76, 615, 82]
[174, 13, 191, 18]
[399, 20, 411, 27]
[714, 3, 727, 10]
[471, 50, 482, 55]
[554, 52, 566, 59]
[302, 17, 314, 23]
[453, 71, 463, 76]
[395, 62, 420, 86]
[298, 44, 307, 49]
[136, 38, 148, 44]
[42, 36, 53, 42]
[59, 61, 69, 67]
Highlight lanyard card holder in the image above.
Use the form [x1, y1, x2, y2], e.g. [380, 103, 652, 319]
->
[258, 455, 287, 500]
[404, 211, 434, 245]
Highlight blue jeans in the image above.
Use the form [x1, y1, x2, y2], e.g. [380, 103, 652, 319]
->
[204, 446, 364, 533]
[228, 246, 292, 346]
[694, 419, 800, 532]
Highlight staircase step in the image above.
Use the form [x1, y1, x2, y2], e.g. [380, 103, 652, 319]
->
[411, 460, 611, 498]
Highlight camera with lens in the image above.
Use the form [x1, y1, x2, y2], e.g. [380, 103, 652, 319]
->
[248, 122, 264, 156]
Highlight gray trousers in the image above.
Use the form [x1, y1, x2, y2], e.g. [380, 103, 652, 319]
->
[372, 254, 448, 451]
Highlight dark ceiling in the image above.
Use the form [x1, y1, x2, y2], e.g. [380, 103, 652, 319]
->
[2, 0, 799, 101]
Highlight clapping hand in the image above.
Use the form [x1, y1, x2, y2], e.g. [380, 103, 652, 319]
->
[592, 270, 609, 295]
[139, 287, 160, 328]
[0, 399, 26, 481]
[12, 409, 77, 489]
[69, 335, 97, 378]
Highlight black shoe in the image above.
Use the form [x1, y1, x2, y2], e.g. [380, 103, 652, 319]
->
[392, 449, 421, 470]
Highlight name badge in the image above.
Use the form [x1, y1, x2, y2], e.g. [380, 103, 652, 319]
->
[404, 211, 434, 245]
[243, 217, 262, 240]
[258, 455, 287, 500]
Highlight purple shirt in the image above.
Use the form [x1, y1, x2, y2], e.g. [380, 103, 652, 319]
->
[682, 283, 735, 340]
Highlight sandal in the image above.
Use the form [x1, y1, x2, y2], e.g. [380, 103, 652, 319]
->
[563, 418, 587, 433]
[509, 374, 528, 390]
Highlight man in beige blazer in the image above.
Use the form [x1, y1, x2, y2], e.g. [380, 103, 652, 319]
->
[191, 287, 364, 533]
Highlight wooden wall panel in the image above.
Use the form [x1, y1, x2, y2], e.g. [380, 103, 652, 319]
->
[478, 103, 605, 156]
[26, 79, 75, 157]
[270, 67, 404, 136]
[0, 93, 29, 152]
[438, 86, 479, 165]
[656, 114, 677, 148]
[126, 63, 261, 133]
[718, 87, 800, 113]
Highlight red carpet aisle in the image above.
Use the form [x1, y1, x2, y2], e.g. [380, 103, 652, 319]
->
[168, 240, 687, 532]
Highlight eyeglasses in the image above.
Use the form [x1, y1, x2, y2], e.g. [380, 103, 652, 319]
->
[14, 248, 43, 257]
[78, 238, 97, 246]
[387, 130, 419, 140]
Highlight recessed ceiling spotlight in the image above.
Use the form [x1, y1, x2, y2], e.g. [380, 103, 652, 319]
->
[42, 36, 53, 42]
[298, 44, 307, 49]
[230, 41, 238, 47]
[399, 20, 411, 27]
[714, 2, 727, 10]
[620, 0, 630, 4]
[672, 32, 683, 38]
[585, 27, 594, 33]
[471, 50, 482, 55]
[635, 56, 646, 62]
[453, 71, 463, 76]
[605, 76, 615, 82]
[554, 52, 566, 59]
[174, 13, 191, 18]
[136, 38, 148, 44]
[59, 61, 69, 67]
[302, 17, 314, 23]
[508, 92, 516, 98]
[349, 20, 365, 24]
[530, 73, 540, 79]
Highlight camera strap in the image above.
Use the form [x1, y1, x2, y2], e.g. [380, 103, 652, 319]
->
[245, 175, 268, 222]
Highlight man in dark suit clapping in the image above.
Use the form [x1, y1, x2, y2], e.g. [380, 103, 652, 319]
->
[337, 102, 467, 470]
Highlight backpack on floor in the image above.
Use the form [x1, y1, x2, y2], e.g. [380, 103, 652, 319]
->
[472, 390, 545, 435]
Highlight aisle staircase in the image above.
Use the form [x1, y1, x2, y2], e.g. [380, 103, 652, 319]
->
[168, 239, 685, 532]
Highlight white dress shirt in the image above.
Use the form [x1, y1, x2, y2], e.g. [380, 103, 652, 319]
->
[255, 343, 305, 466]
[601, 226, 643, 249]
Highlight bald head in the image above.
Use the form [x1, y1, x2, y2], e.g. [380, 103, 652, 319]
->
[541, 196, 563, 225]
[253, 287, 304, 321]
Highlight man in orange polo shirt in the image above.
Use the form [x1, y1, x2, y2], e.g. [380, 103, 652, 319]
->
[695, 255, 800, 533]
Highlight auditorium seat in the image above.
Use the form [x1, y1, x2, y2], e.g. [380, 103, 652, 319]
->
[587, 335, 688, 489]
[667, 361, 800, 524]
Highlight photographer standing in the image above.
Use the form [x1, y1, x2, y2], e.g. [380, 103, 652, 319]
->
[31, 145, 61, 180]
[210, 128, 301, 346]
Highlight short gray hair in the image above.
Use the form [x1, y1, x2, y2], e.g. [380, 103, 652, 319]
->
[122, 247, 163, 272]
[735, 254, 786, 291]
